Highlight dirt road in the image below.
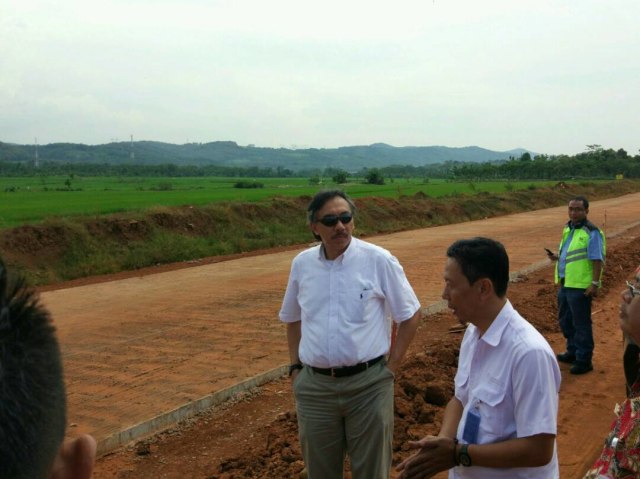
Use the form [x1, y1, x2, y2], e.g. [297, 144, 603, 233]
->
[41, 192, 640, 477]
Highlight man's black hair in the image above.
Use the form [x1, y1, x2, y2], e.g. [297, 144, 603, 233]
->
[0, 258, 67, 478]
[307, 190, 356, 241]
[446, 237, 510, 298]
[570, 195, 589, 210]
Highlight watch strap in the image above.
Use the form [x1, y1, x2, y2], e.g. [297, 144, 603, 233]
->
[458, 443, 472, 467]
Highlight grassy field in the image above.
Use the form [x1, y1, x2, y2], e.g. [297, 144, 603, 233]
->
[0, 175, 595, 229]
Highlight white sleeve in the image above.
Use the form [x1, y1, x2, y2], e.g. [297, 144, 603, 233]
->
[279, 259, 301, 323]
[381, 254, 421, 323]
[512, 348, 561, 437]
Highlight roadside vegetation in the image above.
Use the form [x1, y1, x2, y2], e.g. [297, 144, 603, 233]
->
[1, 178, 638, 286]
[0, 176, 603, 229]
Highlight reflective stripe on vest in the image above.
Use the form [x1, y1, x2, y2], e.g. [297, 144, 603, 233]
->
[565, 247, 588, 264]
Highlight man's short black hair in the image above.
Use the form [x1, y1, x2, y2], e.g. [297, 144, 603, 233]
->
[307, 189, 356, 224]
[307, 190, 356, 241]
[570, 195, 589, 210]
[446, 237, 510, 297]
[0, 258, 67, 478]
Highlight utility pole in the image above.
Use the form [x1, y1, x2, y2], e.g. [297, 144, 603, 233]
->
[130, 134, 135, 161]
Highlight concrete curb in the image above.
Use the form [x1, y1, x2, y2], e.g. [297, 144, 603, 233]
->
[97, 365, 288, 455]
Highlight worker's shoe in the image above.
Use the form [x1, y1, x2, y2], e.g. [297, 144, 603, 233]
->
[570, 361, 593, 375]
[556, 352, 576, 364]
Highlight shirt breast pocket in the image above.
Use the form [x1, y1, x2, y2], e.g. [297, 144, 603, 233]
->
[347, 287, 378, 323]
[474, 381, 509, 441]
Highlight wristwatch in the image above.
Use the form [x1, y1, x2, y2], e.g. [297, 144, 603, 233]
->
[288, 363, 303, 376]
[458, 444, 472, 467]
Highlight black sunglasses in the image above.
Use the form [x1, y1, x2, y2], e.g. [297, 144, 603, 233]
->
[317, 213, 353, 227]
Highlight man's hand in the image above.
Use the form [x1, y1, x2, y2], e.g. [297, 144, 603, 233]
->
[396, 436, 456, 479]
[49, 434, 96, 479]
[585, 284, 599, 298]
[386, 355, 402, 374]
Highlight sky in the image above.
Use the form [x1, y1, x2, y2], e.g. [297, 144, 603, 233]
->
[1, 1, 639, 156]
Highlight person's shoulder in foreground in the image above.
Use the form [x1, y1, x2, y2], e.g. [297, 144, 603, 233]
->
[0, 257, 96, 479]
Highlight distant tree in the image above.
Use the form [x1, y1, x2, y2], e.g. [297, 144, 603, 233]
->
[332, 170, 349, 184]
[365, 169, 385, 185]
[308, 175, 321, 185]
[617, 148, 629, 159]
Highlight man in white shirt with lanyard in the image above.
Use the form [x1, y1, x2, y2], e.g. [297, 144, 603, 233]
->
[279, 189, 422, 479]
[397, 237, 561, 479]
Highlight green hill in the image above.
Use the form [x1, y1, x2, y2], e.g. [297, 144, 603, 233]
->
[0, 140, 532, 172]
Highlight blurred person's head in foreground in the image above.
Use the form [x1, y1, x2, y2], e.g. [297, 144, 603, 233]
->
[0, 258, 96, 479]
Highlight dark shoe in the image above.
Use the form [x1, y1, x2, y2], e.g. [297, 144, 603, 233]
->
[570, 361, 593, 375]
[556, 352, 576, 364]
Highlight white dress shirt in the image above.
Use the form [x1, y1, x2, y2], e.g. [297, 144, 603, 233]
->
[452, 301, 561, 479]
[279, 237, 421, 368]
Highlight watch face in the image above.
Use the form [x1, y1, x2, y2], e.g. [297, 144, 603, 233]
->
[459, 445, 472, 467]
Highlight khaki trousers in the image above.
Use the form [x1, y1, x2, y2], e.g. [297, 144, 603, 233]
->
[293, 360, 395, 479]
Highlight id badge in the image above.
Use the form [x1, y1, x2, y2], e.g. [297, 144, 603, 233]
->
[462, 408, 481, 444]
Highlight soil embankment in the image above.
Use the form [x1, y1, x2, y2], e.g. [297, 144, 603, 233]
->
[3, 180, 639, 286]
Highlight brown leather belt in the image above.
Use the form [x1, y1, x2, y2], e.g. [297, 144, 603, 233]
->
[311, 355, 384, 378]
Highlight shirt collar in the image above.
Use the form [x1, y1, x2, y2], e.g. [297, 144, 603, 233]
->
[567, 219, 586, 230]
[316, 237, 356, 264]
[479, 300, 513, 347]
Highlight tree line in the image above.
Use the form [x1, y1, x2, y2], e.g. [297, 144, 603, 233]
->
[0, 146, 638, 180]
[448, 146, 640, 180]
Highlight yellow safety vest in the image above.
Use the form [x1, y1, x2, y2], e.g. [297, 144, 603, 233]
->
[554, 222, 606, 288]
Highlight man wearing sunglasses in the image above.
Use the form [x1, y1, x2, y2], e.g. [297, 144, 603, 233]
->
[583, 266, 640, 478]
[279, 189, 422, 479]
[547, 195, 606, 375]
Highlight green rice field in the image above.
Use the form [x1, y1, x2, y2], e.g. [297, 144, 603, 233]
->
[0, 176, 587, 229]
